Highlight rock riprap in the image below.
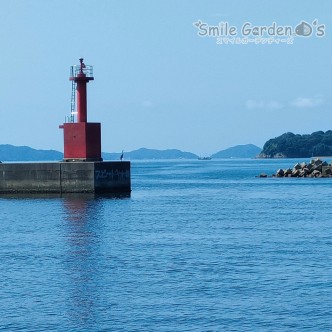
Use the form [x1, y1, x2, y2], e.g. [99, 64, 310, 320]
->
[259, 158, 332, 178]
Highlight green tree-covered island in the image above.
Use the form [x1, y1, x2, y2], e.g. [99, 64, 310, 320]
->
[259, 131, 332, 158]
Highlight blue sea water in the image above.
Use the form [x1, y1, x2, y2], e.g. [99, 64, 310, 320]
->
[1, 159, 332, 331]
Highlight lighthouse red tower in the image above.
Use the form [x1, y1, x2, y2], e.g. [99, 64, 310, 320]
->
[60, 58, 102, 161]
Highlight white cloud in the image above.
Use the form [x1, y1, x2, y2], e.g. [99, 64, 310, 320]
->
[266, 100, 284, 110]
[245, 100, 264, 109]
[290, 97, 323, 108]
[245, 99, 283, 110]
[142, 100, 153, 108]
[246, 97, 324, 111]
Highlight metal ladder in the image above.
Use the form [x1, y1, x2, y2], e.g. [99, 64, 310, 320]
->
[70, 80, 77, 122]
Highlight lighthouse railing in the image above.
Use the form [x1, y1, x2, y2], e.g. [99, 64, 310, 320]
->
[70, 65, 94, 78]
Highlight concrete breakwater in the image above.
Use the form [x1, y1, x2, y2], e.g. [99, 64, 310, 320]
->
[0, 161, 131, 194]
[259, 158, 332, 178]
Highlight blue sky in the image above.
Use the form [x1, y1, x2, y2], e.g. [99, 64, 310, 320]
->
[0, 0, 331, 155]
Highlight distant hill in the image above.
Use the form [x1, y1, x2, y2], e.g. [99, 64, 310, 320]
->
[0, 145, 198, 161]
[102, 152, 121, 160]
[0, 144, 263, 161]
[211, 144, 262, 158]
[260, 131, 332, 158]
[103, 148, 198, 160]
[0, 144, 63, 161]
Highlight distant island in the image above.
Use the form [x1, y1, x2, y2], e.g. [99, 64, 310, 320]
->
[259, 131, 332, 158]
[0, 144, 262, 161]
[211, 144, 261, 159]
[104, 145, 262, 160]
[0, 144, 63, 161]
[102, 148, 198, 160]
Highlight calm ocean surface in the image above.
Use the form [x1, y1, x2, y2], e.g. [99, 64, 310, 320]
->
[1, 159, 332, 331]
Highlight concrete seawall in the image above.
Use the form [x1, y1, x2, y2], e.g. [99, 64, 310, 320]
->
[0, 161, 131, 194]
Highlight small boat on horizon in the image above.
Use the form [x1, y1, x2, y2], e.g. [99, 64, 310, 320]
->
[198, 156, 212, 160]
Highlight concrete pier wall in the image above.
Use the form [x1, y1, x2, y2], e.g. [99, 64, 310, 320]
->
[0, 161, 131, 194]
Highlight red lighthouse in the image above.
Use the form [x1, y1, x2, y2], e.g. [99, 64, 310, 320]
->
[60, 58, 102, 161]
